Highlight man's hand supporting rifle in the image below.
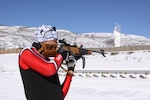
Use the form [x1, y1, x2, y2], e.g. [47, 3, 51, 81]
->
[57, 44, 76, 76]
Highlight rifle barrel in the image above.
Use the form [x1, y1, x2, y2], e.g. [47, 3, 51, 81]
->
[91, 50, 106, 57]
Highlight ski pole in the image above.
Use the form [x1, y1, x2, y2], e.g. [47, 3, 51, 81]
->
[60, 66, 75, 76]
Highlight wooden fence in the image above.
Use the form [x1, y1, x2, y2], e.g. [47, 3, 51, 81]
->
[0, 48, 22, 54]
[0, 45, 150, 54]
[89, 45, 150, 53]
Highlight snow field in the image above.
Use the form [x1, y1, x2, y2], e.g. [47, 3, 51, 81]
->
[0, 51, 150, 100]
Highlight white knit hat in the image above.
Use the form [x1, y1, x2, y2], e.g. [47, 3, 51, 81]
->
[34, 25, 58, 42]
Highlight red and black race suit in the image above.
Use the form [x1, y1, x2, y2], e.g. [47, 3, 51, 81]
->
[19, 46, 72, 100]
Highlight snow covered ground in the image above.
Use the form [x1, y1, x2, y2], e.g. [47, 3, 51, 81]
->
[0, 51, 150, 100]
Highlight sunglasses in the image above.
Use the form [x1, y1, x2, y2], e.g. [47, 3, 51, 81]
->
[45, 44, 57, 50]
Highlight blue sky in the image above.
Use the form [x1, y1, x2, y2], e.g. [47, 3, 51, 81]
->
[0, 0, 150, 38]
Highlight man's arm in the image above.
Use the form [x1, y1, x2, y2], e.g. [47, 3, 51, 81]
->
[61, 74, 72, 98]
[19, 48, 63, 77]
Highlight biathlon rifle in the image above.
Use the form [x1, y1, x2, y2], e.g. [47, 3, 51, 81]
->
[59, 39, 106, 69]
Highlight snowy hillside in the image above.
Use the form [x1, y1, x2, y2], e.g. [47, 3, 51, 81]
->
[0, 25, 150, 49]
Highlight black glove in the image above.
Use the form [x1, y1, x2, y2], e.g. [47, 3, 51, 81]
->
[57, 46, 69, 60]
[66, 56, 76, 72]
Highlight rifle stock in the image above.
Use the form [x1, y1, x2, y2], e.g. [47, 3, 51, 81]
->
[63, 46, 92, 55]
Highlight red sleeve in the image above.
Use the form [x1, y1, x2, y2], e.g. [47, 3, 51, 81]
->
[62, 74, 72, 98]
[19, 48, 63, 77]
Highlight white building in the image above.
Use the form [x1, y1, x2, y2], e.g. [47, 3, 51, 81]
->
[114, 23, 121, 47]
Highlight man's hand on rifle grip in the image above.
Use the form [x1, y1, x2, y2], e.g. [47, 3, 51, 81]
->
[57, 46, 69, 60]
[66, 56, 76, 72]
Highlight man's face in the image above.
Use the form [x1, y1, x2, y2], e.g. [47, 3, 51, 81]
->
[41, 40, 58, 58]
[44, 40, 58, 50]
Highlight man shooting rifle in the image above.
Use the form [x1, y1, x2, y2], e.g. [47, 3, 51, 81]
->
[19, 25, 76, 100]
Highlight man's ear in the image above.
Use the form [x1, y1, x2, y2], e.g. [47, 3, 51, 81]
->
[32, 42, 42, 50]
[32, 42, 43, 53]
[37, 43, 44, 54]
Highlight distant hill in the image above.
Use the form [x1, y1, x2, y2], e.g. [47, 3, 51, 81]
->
[0, 25, 150, 49]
